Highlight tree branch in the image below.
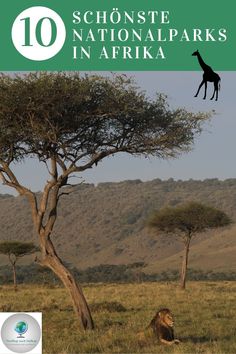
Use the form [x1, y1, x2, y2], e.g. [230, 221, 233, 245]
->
[44, 184, 60, 237]
[0, 160, 39, 229]
[38, 156, 59, 229]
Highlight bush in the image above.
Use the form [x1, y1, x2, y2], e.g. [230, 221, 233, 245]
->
[1, 263, 236, 285]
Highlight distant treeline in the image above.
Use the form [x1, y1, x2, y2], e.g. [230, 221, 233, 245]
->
[1, 263, 236, 285]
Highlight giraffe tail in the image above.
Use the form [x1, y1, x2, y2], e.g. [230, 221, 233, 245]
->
[218, 79, 221, 91]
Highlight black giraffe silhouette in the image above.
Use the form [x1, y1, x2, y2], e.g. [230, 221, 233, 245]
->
[192, 50, 221, 101]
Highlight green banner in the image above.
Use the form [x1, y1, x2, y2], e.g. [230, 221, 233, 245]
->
[1, 0, 235, 70]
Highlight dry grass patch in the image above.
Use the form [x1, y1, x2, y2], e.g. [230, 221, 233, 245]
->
[0, 282, 235, 353]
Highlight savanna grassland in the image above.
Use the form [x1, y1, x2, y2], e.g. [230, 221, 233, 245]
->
[0, 282, 235, 354]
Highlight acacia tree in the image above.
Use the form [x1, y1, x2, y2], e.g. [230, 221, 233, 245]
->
[148, 202, 231, 289]
[0, 72, 209, 330]
[0, 241, 38, 291]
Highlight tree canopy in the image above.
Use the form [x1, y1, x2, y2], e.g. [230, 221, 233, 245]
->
[0, 72, 209, 171]
[148, 201, 232, 236]
[0, 241, 38, 259]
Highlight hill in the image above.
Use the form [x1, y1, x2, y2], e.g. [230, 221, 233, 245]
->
[0, 178, 236, 273]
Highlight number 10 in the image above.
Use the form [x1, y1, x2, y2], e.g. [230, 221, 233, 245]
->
[21, 16, 57, 47]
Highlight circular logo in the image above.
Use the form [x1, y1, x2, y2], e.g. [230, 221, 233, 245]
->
[1, 313, 41, 353]
[11, 6, 66, 61]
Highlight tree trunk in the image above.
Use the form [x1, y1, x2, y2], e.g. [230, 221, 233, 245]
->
[180, 237, 191, 290]
[40, 235, 94, 330]
[12, 263, 17, 291]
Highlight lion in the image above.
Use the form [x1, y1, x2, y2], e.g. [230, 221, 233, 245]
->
[148, 308, 180, 345]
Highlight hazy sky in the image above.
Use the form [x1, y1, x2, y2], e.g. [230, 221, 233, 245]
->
[1, 71, 235, 195]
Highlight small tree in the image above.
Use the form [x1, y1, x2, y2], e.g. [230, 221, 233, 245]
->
[148, 202, 231, 289]
[0, 72, 210, 329]
[0, 241, 38, 290]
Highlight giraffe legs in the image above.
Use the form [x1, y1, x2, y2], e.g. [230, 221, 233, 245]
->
[210, 89, 216, 101]
[210, 82, 218, 101]
[194, 80, 205, 98]
[203, 81, 207, 100]
[215, 81, 219, 101]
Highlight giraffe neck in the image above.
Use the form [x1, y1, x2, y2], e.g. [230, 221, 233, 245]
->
[196, 53, 208, 71]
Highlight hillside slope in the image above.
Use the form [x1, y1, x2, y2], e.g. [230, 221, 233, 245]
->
[0, 178, 235, 272]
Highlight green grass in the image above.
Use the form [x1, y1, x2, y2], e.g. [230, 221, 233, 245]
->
[0, 282, 235, 353]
